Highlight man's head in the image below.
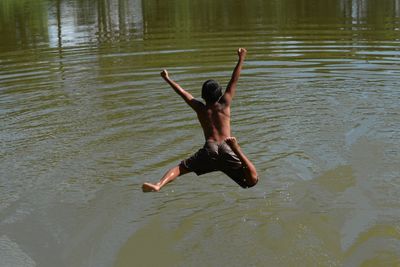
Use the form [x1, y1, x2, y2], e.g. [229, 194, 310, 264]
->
[202, 80, 222, 104]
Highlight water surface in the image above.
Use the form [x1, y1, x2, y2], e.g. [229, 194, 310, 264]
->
[1, 0, 400, 266]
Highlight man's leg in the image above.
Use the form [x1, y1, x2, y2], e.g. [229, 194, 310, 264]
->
[142, 164, 191, 192]
[225, 137, 259, 187]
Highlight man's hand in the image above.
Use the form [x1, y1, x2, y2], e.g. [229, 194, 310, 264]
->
[160, 69, 169, 79]
[237, 48, 247, 60]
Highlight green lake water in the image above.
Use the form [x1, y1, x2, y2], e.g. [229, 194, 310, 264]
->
[1, 0, 400, 266]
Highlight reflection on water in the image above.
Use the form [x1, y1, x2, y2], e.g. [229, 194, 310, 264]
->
[2, 0, 400, 49]
[1, 0, 400, 266]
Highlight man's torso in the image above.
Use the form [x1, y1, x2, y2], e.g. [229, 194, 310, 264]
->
[196, 99, 231, 142]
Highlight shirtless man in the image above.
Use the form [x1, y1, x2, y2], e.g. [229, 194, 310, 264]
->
[142, 48, 258, 192]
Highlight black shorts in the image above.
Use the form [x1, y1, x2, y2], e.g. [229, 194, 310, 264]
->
[181, 140, 248, 188]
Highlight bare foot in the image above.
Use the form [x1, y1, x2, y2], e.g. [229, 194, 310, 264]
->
[142, 182, 160, 192]
[224, 136, 241, 153]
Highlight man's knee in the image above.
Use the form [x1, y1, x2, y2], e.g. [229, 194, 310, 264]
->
[246, 176, 259, 188]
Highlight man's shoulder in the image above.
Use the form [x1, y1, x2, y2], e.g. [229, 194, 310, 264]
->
[218, 95, 231, 106]
[216, 98, 230, 110]
[191, 98, 206, 111]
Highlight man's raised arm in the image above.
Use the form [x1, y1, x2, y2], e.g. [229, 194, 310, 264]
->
[223, 48, 247, 105]
[161, 70, 202, 111]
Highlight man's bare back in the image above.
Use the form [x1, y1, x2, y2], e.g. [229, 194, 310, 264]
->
[142, 48, 258, 192]
[196, 100, 231, 142]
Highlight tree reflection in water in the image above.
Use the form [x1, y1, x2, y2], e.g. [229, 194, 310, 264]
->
[1, 0, 400, 51]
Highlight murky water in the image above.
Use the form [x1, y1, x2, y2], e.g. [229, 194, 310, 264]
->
[1, 0, 400, 266]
